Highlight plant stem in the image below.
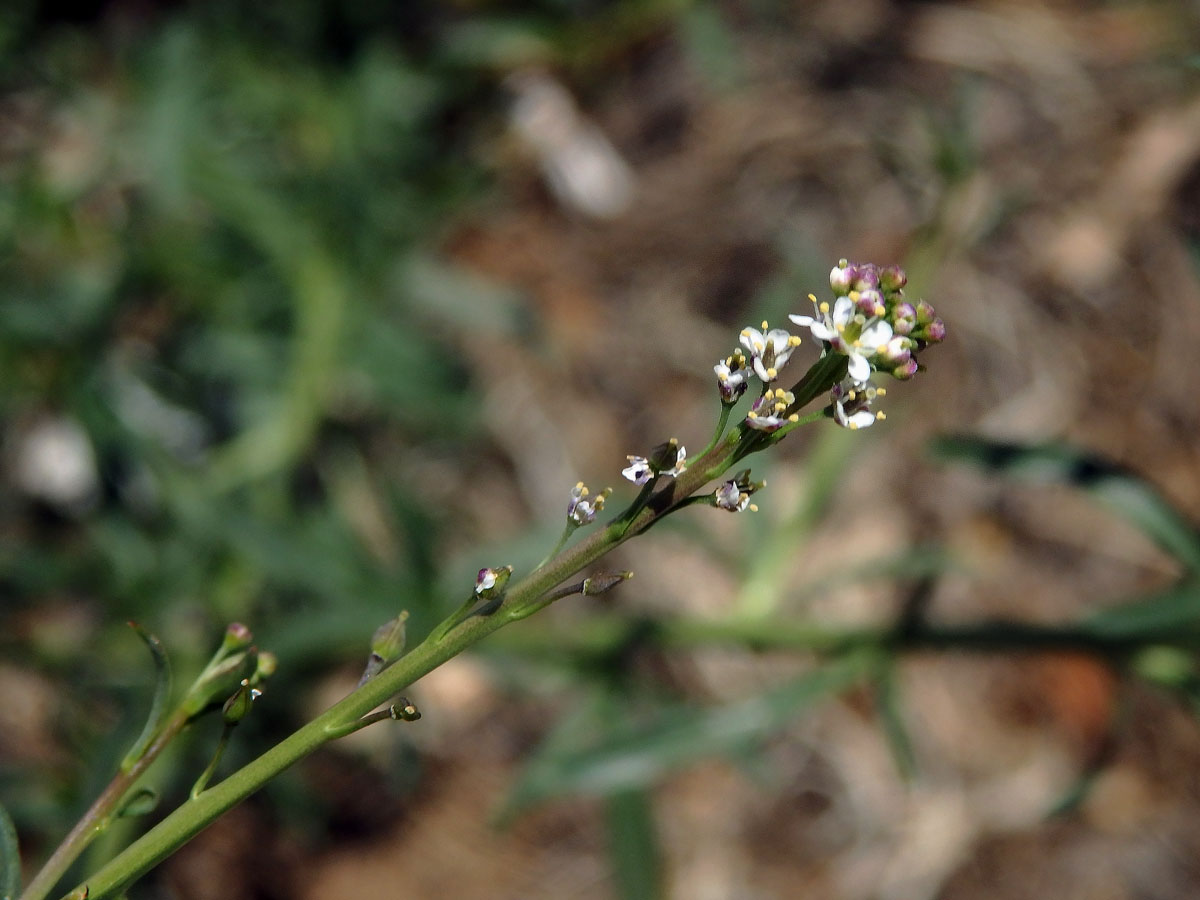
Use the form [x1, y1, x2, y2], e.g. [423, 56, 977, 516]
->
[62, 356, 852, 900]
[19, 709, 191, 900]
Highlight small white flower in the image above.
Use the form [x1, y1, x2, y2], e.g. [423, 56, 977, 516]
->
[661, 445, 687, 477]
[739, 322, 801, 383]
[714, 481, 750, 512]
[790, 295, 893, 383]
[831, 379, 886, 430]
[622, 456, 652, 485]
[567, 481, 607, 525]
[714, 351, 751, 403]
[745, 388, 798, 432]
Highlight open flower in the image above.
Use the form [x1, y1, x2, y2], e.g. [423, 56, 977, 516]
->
[739, 322, 801, 383]
[714, 350, 751, 403]
[567, 481, 609, 525]
[622, 456, 652, 485]
[790, 295, 892, 383]
[745, 388, 798, 432]
[830, 379, 886, 430]
[713, 469, 764, 512]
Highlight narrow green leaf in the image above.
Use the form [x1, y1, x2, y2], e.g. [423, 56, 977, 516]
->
[607, 789, 662, 900]
[931, 436, 1200, 571]
[873, 660, 918, 782]
[120, 622, 173, 773]
[1083, 581, 1200, 639]
[116, 788, 159, 820]
[0, 801, 19, 900]
[504, 655, 870, 814]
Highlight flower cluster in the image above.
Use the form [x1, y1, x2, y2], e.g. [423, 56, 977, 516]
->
[789, 260, 944, 429]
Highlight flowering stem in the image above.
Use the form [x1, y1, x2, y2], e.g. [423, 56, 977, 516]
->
[535, 522, 578, 570]
[19, 709, 191, 900]
[698, 404, 734, 459]
[190, 726, 234, 800]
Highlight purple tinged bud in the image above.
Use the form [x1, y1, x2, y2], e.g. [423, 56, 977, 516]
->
[879, 264, 907, 292]
[855, 288, 885, 316]
[222, 623, 253, 653]
[914, 299, 937, 325]
[891, 302, 917, 336]
[852, 264, 880, 291]
[475, 565, 513, 599]
[829, 260, 854, 295]
[890, 358, 920, 380]
[923, 318, 946, 343]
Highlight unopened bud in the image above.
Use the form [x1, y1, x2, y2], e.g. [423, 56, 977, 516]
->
[182, 647, 258, 717]
[582, 571, 633, 596]
[879, 264, 907, 292]
[222, 622, 253, 654]
[252, 651, 277, 684]
[371, 611, 410, 664]
[221, 678, 259, 726]
[829, 260, 853, 295]
[648, 438, 687, 477]
[476, 565, 513, 599]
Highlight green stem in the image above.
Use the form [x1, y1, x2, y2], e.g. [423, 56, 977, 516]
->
[19, 710, 191, 900]
[697, 404, 734, 459]
[63, 356, 853, 900]
[190, 727, 233, 801]
[535, 522, 578, 570]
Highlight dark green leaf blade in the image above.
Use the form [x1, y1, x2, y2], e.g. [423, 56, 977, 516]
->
[931, 436, 1200, 571]
[0, 800, 19, 900]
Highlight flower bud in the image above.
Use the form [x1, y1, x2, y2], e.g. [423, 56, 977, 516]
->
[891, 302, 917, 336]
[251, 651, 278, 684]
[829, 260, 854, 295]
[879, 264, 907, 292]
[582, 571, 633, 595]
[476, 565, 513, 599]
[648, 438, 687, 477]
[851, 263, 880, 292]
[221, 678, 259, 726]
[370, 611, 409, 664]
[182, 647, 258, 718]
[221, 623, 253, 654]
[854, 287, 885, 317]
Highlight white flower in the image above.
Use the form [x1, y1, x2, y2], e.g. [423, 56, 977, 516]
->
[567, 481, 608, 525]
[622, 456, 652, 484]
[714, 351, 751, 403]
[739, 322, 801, 383]
[830, 379, 886, 430]
[661, 444, 687, 477]
[790, 295, 893, 383]
[713, 481, 751, 512]
[745, 388, 798, 432]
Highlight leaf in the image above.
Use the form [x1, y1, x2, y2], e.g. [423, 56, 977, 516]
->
[119, 622, 173, 773]
[931, 436, 1200, 571]
[116, 788, 159, 820]
[606, 789, 662, 900]
[1083, 581, 1200, 640]
[502, 655, 870, 815]
[0, 800, 19, 900]
[873, 659, 918, 782]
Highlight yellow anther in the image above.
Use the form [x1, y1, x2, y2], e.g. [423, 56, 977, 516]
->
[808, 293, 817, 302]
[877, 412, 886, 421]
[766, 367, 777, 379]
[788, 336, 802, 346]
[761, 320, 769, 330]
[878, 387, 886, 396]
[819, 302, 830, 313]
[575, 481, 586, 493]
[748, 503, 759, 512]
[788, 414, 799, 422]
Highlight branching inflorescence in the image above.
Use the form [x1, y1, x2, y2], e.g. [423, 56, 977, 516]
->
[21, 261, 943, 900]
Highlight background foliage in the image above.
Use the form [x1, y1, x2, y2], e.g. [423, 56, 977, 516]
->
[5, 1, 1200, 898]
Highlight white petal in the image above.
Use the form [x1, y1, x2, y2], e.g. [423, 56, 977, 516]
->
[846, 353, 871, 383]
[859, 320, 893, 348]
[788, 314, 815, 327]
